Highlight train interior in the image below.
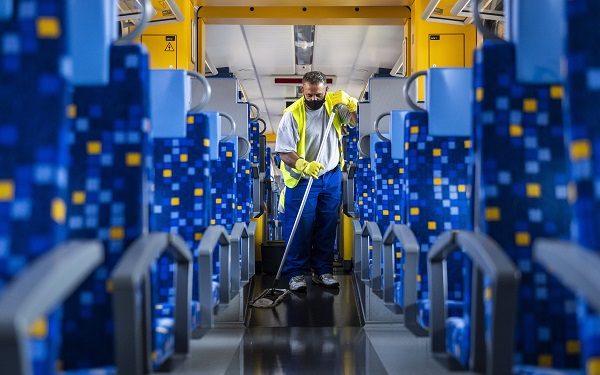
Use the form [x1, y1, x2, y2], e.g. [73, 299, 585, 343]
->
[1, 0, 600, 374]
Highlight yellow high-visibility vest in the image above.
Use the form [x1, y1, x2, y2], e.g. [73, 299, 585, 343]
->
[279, 93, 344, 188]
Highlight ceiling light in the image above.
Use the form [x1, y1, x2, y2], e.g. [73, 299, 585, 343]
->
[294, 41, 314, 49]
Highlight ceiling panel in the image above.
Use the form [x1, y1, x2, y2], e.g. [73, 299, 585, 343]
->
[355, 26, 405, 72]
[204, 23, 405, 135]
[244, 26, 295, 74]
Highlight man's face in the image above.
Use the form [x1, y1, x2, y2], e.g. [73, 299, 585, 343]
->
[302, 82, 328, 102]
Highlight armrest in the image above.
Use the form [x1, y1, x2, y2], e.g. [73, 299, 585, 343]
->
[534, 238, 600, 313]
[0, 239, 103, 375]
[251, 164, 264, 218]
[230, 222, 252, 293]
[352, 220, 363, 276]
[361, 222, 382, 288]
[382, 224, 419, 322]
[197, 225, 230, 328]
[111, 233, 192, 375]
[243, 221, 257, 283]
[428, 230, 519, 375]
[342, 164, 358, 218]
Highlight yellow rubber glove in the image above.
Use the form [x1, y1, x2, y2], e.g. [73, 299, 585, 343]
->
[331, 90, 358, 112]
[295, 158, 324, 179]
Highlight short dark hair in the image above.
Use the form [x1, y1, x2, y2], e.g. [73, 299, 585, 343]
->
[302, 71, 326, 86]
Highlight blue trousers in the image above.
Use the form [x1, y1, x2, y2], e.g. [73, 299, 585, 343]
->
[282, 166, 341, 278]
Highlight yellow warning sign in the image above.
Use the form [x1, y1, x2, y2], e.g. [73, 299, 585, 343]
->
[141, 34, 177, 69]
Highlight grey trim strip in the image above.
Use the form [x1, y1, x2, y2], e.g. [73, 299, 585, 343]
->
[244, 221, 257, 283]
[361, 222, 382, 289]
[197, 225, 231, 328]
[112, 233, 192, 375]
[0, 239, 103, 375]
[352, 220, 363, 277]
[382, 224, 420, 328]
[428, 230, 519, 375]
[251, 164, 264, 218]
[231, 222, 251, 294]
[342, 164, 358, 218]
[534, 238, 600, 313]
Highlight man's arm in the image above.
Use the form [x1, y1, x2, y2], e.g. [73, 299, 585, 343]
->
[279, 151, 301, 170]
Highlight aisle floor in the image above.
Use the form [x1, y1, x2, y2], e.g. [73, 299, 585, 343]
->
[159, 272, 470, 375]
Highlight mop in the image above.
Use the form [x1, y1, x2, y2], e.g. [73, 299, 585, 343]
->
[249, 104, 341, 308]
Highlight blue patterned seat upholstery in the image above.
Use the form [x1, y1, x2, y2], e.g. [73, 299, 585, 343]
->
[210, 140, 238, 230]
[374, 141, 405, 231]
[249, 121, 260, 165]
[236, 158, 252, 224]
[345, 125, 359, 166]
[403, 111, 471, 335]
[562, 0, 600, 372]
[151, 113, 214, 330]
[61, 44, 173, 371]
[0, 1, 70, 373]
[355, 156, 376, 224]
[373, 140, 405, 295]
[208, 140, 238, 297]
[473, 41, 578, 372]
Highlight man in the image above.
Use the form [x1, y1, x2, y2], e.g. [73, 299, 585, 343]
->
[275, 71, 358, 291]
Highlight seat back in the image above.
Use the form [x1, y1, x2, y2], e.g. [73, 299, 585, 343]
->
[372, 138, 405, 292]
[345, 125, 360, 166]
[0, 1, 70, 372]
[373, 140, 405, 231]
[404, 111, 472, 329]
[355, 157, 376, 224]
[210, 139, 238, 231]
[151, 113, 213, 309]
[249, 121, 261, 165]
[563, 0, 600, 370]
[473, 41, 577, 370]
[60, 44, 152, 370]
[236, 158, 252, 224]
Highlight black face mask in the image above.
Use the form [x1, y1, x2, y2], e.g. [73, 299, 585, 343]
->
[305, 98, 325, 111]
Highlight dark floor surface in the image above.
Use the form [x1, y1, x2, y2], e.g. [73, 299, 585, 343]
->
[160, 270, 465, 375]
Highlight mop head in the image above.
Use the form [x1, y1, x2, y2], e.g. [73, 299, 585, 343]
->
[249, 288, 291, 308]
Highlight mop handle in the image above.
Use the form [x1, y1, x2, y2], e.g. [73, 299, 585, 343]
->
[272, 104, 341, 288]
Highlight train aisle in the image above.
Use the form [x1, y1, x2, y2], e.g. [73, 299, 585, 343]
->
[159, 269, 470, 375]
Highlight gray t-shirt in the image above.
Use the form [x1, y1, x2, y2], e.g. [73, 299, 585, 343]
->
[276, 104, 353, 177]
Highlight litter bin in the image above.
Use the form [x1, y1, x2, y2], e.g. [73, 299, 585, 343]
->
[261, 240, 286, 274]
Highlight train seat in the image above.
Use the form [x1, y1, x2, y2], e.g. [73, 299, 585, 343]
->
[559, 1, 600, 371]
[345, 124, 360, 166]
[249, 121, 261, 165]
[469, 40, 576, 373]
[403, 108, 472, 333]
[210, 136, 237, 281]
[63, 43, 191, 373]
[236, 157, 253, 225]
[532, 1, 600, 373]
[354, 156, 376, 224]
[151, 111, 216, 330]
[211, 138, 239, 232]
[0, 2, 103, 373]
[372, 135, 405, 294]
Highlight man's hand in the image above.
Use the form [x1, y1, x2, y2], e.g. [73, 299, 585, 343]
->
[331, 90, 358, 112]
[295, 158, 324, 179]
